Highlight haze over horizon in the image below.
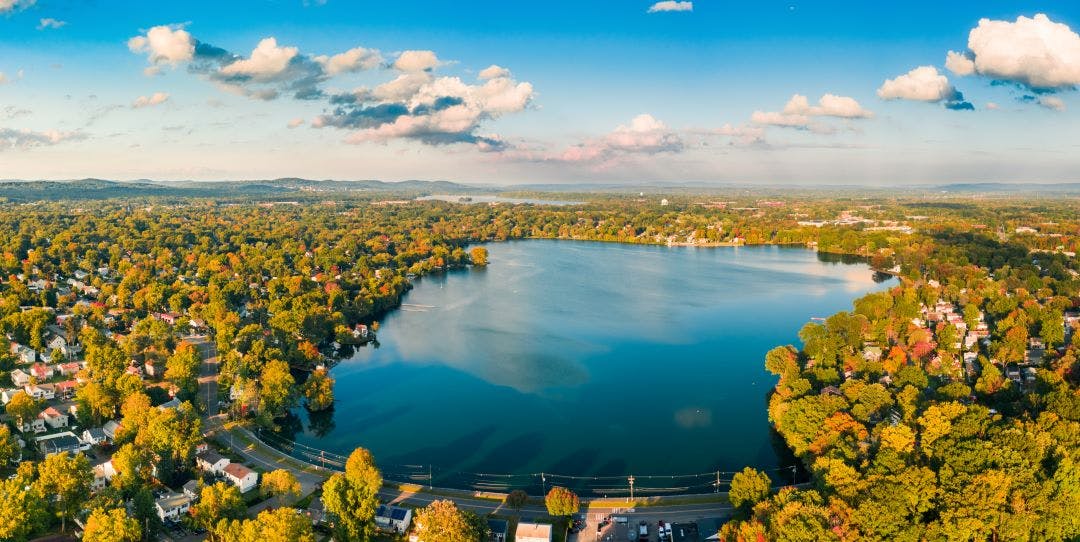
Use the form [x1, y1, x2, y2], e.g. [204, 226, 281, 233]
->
[3, 1, 1080, 184]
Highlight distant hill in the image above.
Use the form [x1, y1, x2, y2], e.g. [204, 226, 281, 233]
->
[934, 183, 1080, 194]
[0, 178, 485, 201]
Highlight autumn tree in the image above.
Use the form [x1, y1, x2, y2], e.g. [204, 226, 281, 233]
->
[545, 486, 580, 517]
[5, 390, 40, 430]
[35, 452, 93, 532]
[193, 482, 246, 539]
[470, 247, 489, 266]
[301, 367, 335, 412]
[261, 469, 302, 507]
[413, 500, 482, 542]
[728, 467, 771, 512]
[84, 507, 141, 542]
[165, 341, 202, 399]
[322, 447, 382, 541]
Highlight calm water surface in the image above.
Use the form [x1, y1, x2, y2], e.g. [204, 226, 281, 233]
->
[289, 241, 893, 491]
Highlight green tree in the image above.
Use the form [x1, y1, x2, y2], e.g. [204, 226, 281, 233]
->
[544, 486, 580, 517]
[193, 482, 246, 539]
[505, 488, 529, 510]
[258, 359, 297, 421]
[83, 507, 141, 542]
[165, 341, 202, 399]
[261, 469, 301, 507]
[322, 447, 383, 541]
[5, 390, 41, 429]
[413, 500, 481, 542]
[0, 474, 48, 542]
[728, 467, 771, 512]
[301, 367, 334, 412]
[34, 452, 93, 532]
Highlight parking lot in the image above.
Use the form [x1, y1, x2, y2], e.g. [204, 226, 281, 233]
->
[569, 510, 723, 542]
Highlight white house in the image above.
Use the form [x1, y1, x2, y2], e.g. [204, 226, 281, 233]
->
[515, 522, 553, 542]
[375, 505, 413, 534]
[155, 492, 192, 522]
[195, 450, 230, 475]
[40, 406, 69, 429]
[223, 462, 258, 493]
[57, 362, 81, 377]
[29, 362, 53, 381]
[11, 344, 36, 365]
[20, 416, 46, 434]
[102, 420, 122, 443]
[82, 427, 108, 446]
[182, 480, 200, 500]
[24, 383, 55, 401]
[1, 388, 22, 404]
[92, 460, 117, 491]
[10, 369, 30, 387]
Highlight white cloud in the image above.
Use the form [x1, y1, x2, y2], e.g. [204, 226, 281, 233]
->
[1038, 96, 1066, 111]
[0, 73, 7, 85]
[986, 102, 1000, 110]
[313, 46, 382, 76]
[128, 25, 195, 68]
[877, 66, 955, 101]
[944, 50, 975, 76]
[647, 1, 692, 13]
[0, 127, 84, 150]
[478, 65, 510, 80]
[322, 69, 535, 148]
[287, 117, 305, 128]
[220, 38, 298, 79]
[393, 50, 440, 72]
[37, 18, 67, 30]
[132, 92, 170, 108]
[555, 114, 684, 162]
[0, 0, 34, 13]
[751, 93, 871, 130]
[963, 14, 1080, 89]
[711, 123, 765, 144]
[782, 93, 872, 118]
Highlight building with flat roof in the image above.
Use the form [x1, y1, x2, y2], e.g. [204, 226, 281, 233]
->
[515, 522, 552, 542]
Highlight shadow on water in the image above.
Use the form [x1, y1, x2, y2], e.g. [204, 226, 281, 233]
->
[306, 407, 336, 437]
[387, 425, 499, 470]
[467, 432, 547, 473]
[815, 251, 868, 266]
[547, 448, 601, 477]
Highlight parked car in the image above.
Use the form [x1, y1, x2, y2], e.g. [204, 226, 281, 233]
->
[638, 521, 649, 541]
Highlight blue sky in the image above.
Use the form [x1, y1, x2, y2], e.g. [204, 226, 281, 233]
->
[2, 1, 1080, 184]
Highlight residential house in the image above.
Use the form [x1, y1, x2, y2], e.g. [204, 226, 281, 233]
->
[144, 360, 158, 378]
[515, 522, 553, 542]
[10, 369, 30, 387]
[155, 492, 192, 522]
[158, 397, 182, 410]
[20, 416, 47, 434]
[1, 388, 22, 404]
[11, 344, 36, 365]
[40, 406, 69, 429]
[37, 433, 82, 456]
[375, 505, 413, 534]
[156, 312, 180, 325]
[92, 460, 117, 491]
[182, 480, 200, 501]
[30, 362, 54, 381]
[82, 427, 108, 446]
[102, 420, 122, 443]
[57, 362, 81, 377]
[54, 380, 78, 399]
[487, 519, 509, 542]
[24, 383, 55, 400]
[222, 463, 258, 493]
[195, 450, 230, 475]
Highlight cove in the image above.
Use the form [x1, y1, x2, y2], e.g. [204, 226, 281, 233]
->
[283, 240, 894, 493]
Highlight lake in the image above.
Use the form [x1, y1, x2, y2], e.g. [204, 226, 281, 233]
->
[283, 241, 894, 495]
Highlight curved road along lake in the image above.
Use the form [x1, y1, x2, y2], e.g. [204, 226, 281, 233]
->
[287, 241, 894, 493]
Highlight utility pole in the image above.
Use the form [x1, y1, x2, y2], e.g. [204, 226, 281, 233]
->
[429, 464, 433, 490]
[541, 472, 546, 496]
[628, 475, 635, 502]
[716, 470, 720, 493]
[791, 465, 798, 485]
